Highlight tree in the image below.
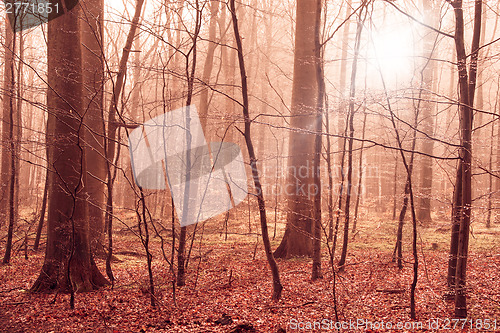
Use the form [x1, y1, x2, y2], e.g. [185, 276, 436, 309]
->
[2, 14, 16, 264]
[338, 2, 366, 270]
[230, 0, 283, 299]
[447, 0, 482, 318]
[311, 0, 323, 281]
[274, 0, 319, 258]
[81, 0, 106, 253]
[31, 1, 108, 293]
[416, 0, 437, 223]
[199, 0, 219, 129]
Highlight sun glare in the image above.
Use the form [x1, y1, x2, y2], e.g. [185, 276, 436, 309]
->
[368, 25, 415, 85]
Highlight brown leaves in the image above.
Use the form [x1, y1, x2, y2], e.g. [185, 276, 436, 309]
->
[1, 235, 499, 332]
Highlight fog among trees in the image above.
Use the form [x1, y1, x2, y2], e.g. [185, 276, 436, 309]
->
[1, 0, 499, 331]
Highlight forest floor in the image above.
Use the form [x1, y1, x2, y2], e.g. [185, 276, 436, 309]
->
[1, 209, 500, 332]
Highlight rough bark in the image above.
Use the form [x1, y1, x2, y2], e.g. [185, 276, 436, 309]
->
[31, 2, 108, 292]
[81, 0, 106, 253]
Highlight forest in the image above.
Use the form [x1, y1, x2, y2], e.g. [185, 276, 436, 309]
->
[0, 0, 499, 331]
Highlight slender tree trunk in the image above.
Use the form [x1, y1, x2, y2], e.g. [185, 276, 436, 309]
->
[34, 168, 49, 251]
[451, 0, 481, 318]
[447, 162, 462, 289]
[311, 0, 323, 281]
[486, 113, 494, 228]
[338, 5, 365, 271]
[352, 110, 367, 232]
[102, 0, 145, 284]
[1, 16, 14, 233]
[199, 0, 219, 129]
[230, 0, 282, 300]
[329, 0, 352, 242]
[417, 0, 437, 224]
[2, 14, 16, 264]
[177, 0, 201, 287]
[383, 74, 419, 320]
[325, 104, 334, 241]
[392, 155, 398, 220]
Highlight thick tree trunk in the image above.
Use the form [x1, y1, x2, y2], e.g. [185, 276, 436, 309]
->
[81, 0, 106, 254]
[274, 0, 319, 258]
[31, 2, 108, 292]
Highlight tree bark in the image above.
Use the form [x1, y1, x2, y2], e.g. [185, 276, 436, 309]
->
[338, 5, 365, 270]
[198, 0, 219, 130]
[274, 0, 319, 258]
[34, 168, 49, 251]
[450, 0, 481, 318]
[311, 0, 323, 281]
[31, 2, 108, 292]
[1, 15, 15, 233]
[2, 14, 16, 264]
[177, 0, 201, 287]
[81, 0, 106, 254]
[416, 0, 437, 224]
[230, 0, 282, 300]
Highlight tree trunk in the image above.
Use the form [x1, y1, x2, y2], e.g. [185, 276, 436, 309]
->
[177, 0, 201, 287]
[416, 0, 437, 224]
[1, 15, 15, 233]
[311, 0, 323, 281]
[338, 5, 365, 270]
[2, 13, 16, 264]
[31, 2, 108, 292]
[34, 168, 49, 251]
[199, 0, 219, 129]
[447, 162, 462, 289]
[451, 0, 481, 318]
[102, 0, 145, 284]
[274, 0, 319, 258]
[452, 0, 482, 318]
[230, 0, 283, 299]
[352, 111, 367, 232]
[81, 0, 106, 254]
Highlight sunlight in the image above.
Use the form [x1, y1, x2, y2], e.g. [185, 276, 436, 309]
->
[105, 0, 129, 13]
[368, 24, 415, 85]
